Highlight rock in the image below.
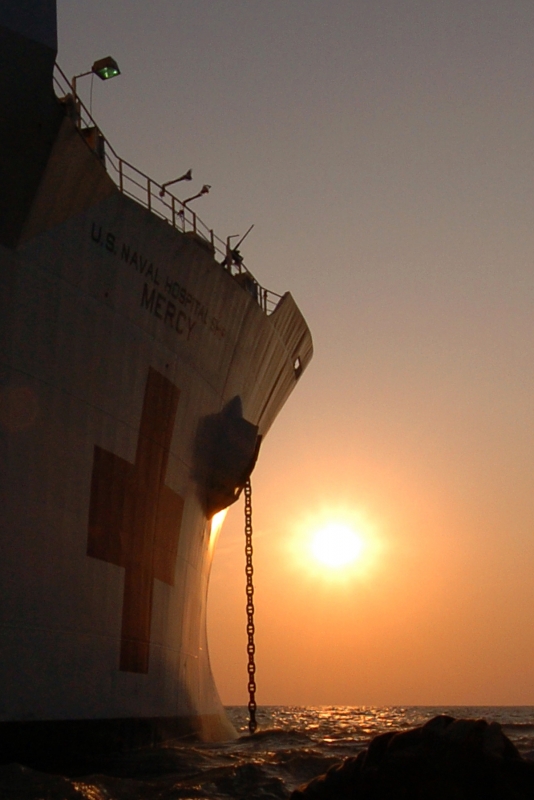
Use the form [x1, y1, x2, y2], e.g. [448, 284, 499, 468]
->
[290, 715, 534, 799]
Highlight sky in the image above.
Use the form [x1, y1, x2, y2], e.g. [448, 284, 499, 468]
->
[58, 1, 534, 707]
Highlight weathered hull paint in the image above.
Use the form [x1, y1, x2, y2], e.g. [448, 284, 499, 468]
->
[0, 190, 311, 746]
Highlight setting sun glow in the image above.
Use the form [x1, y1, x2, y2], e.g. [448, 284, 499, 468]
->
[310, 523, 364, 568]
[284, 506, 382, 584]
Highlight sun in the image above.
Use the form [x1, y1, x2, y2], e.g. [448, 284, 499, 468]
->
[285, 506, 381, 583]
[310, 523, 364, 569]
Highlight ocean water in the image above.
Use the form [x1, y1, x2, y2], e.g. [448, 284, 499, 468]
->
[2, 706, 534, 799]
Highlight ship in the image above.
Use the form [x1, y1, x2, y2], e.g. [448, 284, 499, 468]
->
[0, 1, 312, 767]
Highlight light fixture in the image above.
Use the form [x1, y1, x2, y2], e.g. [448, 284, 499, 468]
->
[159, 169, 193, 197]
[91, 56, 121, 81]
[183, 184, 211, 207]
[72, 56, 121, 97]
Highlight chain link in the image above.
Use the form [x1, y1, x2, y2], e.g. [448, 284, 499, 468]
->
[244, 478, 257, 734]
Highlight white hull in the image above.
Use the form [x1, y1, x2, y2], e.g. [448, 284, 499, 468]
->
[0, 3, 312, 764]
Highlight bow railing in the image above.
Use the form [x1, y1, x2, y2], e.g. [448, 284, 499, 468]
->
[52, 64, 282, 315]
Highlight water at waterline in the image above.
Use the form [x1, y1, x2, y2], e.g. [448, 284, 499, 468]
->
[2, 706, 534, 799]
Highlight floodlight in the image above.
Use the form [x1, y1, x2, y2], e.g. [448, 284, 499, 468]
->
[159, 170, 193, 197]
[72, 56, 121, 102]
[92, 57, 121, 81]
[183, 185, 212, 207]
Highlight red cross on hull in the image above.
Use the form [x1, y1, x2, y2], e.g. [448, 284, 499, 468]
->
[87, 368, 184, 673]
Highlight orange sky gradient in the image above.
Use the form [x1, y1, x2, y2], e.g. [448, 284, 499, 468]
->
[59, 0, 534, 706]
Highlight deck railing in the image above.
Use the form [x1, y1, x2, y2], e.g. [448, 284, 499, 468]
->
[53, 65, 281, 315]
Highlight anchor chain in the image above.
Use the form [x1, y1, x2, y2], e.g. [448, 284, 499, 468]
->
[244, 478, 257, 734]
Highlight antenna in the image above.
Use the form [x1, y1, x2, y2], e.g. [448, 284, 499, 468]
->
[234, 224, 255, 250]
